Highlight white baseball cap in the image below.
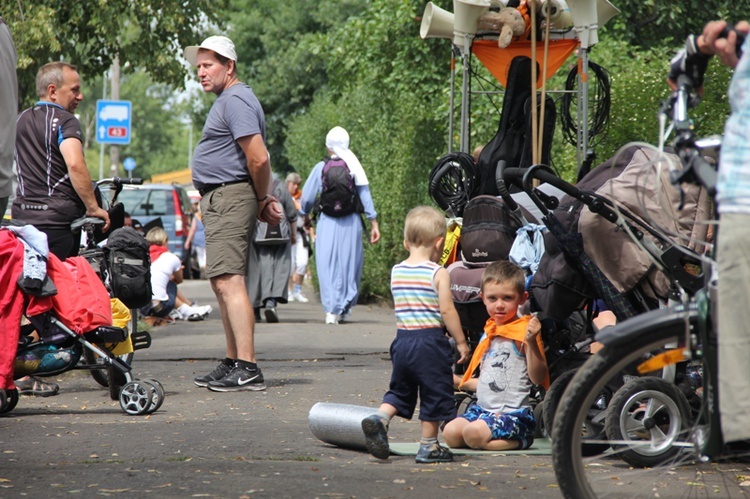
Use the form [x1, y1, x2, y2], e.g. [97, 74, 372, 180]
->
[184, 35, 237, 66]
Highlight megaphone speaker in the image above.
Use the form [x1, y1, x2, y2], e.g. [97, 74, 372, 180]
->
[453, 0, 490, 36]
[420, 1, 455, 40]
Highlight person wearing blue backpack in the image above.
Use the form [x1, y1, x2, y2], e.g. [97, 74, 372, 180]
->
[300, 126, 380, 324]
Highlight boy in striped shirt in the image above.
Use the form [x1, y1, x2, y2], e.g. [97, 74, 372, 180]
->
[362, 206, 469, 463]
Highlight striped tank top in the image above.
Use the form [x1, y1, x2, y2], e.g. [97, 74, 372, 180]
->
[391, 261, 443, 330]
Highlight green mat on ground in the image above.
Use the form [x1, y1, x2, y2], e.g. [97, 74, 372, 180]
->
[389, 438, 552, 456]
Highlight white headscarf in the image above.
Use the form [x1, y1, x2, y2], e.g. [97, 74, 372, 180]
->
[325, 126, 368, 186]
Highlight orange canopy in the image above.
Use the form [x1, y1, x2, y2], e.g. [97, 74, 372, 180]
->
[472, 39, 579, 88]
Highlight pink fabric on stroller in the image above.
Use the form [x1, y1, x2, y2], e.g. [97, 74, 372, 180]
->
[0, 230, 113, 390]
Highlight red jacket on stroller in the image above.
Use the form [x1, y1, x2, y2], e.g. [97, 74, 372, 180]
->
[0, 229, 112, 390]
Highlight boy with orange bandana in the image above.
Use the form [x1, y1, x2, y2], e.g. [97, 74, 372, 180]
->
[443, 260, 548, 451]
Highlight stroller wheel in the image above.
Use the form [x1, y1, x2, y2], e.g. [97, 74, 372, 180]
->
[119, 380, 155, 416]
[140, 379, 165, 414]
[83, 349, 133, 391]
[605, 376, 692, 468]
[0, 389, 19, 415]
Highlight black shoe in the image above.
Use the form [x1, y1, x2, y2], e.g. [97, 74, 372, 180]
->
[254, 307, 262, 322]
[415, 443, 453, 463]
[264, 306, 279, 323]
[193, 360, 233, 387]
[207, 365, 266, 392]
[361, 415, 390, 459]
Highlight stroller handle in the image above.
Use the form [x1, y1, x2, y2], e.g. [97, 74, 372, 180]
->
[504, 165, 621, 225]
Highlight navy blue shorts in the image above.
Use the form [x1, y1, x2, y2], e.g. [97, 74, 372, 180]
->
[382, 328, 456, 422]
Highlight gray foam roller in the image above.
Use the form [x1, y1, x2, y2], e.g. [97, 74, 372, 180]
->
[308, 402, 377, 450]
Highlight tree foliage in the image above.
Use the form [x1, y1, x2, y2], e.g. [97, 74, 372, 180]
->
[216, 0, 369, 172]
[3, 0, 225, 108]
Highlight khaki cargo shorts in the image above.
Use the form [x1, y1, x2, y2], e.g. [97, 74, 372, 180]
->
[200, 182, 257, 278]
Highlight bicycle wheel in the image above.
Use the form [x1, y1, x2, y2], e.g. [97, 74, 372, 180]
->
[552, 306, 704, 498]
[543, 368, 577, 438]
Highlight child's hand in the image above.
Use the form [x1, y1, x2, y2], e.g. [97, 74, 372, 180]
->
[455, 341, 470, 365]
[525, 315, 541, 342]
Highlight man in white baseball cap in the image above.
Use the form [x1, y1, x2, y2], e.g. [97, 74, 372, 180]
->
[183, 35, 237, 66]
[184, 35, 283, 393]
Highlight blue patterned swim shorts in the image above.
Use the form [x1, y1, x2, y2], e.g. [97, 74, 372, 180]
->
[461, 404, 536, 445]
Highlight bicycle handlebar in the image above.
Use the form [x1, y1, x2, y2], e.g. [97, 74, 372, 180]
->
[96, 176, 144, 187]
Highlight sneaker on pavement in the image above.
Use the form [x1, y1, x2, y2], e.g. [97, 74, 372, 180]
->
[169, 308, 185, 320]
[361, 415, 390, 459]
[292, 292, 309, 303]
[194, 360, 233, 387]
[264, 300, 279, 323]
[264, 307, 279, 323]
[193, 304, 213, 317]
[325, 313, 339, 325]
[207, 365, 266, 392]
[340, 308, 351, 322]
[415, 443, 453, 463]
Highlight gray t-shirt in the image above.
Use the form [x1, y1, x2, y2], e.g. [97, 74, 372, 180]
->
[192, 83, 266, 191]
[476, 336, 531, 414]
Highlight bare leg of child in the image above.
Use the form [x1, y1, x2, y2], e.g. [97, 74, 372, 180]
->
[417, 420, 453, 463]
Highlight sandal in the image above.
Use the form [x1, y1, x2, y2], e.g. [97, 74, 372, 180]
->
[15, 376, 59, 397]
[143, 316, 175, 327]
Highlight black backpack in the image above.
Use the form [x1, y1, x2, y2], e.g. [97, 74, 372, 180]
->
[316, 157, 363, 217]
[106, 227, 152, 309]
[459, 195, 537, 266]
[477, 56, 556, 196]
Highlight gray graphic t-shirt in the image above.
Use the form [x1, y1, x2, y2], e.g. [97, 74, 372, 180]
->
[475, 336, 531, 414]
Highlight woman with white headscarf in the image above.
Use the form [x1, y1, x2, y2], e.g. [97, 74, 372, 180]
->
[300, 126, 380, 324]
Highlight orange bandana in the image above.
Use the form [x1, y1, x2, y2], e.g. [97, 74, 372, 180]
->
[460, 316, 549, 389]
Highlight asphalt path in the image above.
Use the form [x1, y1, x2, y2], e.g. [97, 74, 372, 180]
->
[4, 278, 734, 498]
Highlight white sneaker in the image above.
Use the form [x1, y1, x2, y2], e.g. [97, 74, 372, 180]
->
[293, 292, 309, 303]
[340, 308, 351, 322]
[194, 304, 213, 317]
[288, 293, 295, 302]
[169, 308, 185, 320]
[325, 313, 339, 325]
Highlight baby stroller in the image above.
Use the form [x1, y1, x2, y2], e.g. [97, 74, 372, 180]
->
[1, 179, 165, 416]
[446, 190, 592, 436]
[501, 144, 712, 464]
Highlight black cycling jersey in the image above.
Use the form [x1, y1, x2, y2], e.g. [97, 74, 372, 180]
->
[12, 102, 85, 227]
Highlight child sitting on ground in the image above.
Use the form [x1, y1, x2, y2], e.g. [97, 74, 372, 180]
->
[141, 227, 211, 323]
[442, 260, 548, 451]
[361, 206, 470, 463]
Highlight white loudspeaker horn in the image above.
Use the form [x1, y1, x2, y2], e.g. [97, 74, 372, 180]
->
[541, 0, 573, 30]
[567, 0, 620, 47]
[420, 2, 455, 40]
[453, 0, 491, 43]
[596, 0, 619, 27]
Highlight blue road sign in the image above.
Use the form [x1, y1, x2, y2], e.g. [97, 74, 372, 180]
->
[123, 157, 136, 171]
[96, 100, 132, 145]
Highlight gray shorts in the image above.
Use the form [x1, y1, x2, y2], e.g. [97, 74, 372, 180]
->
[200, 182, 257, 278]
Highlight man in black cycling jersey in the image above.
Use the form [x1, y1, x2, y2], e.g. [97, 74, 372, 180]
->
[12, 61, 109, 260]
